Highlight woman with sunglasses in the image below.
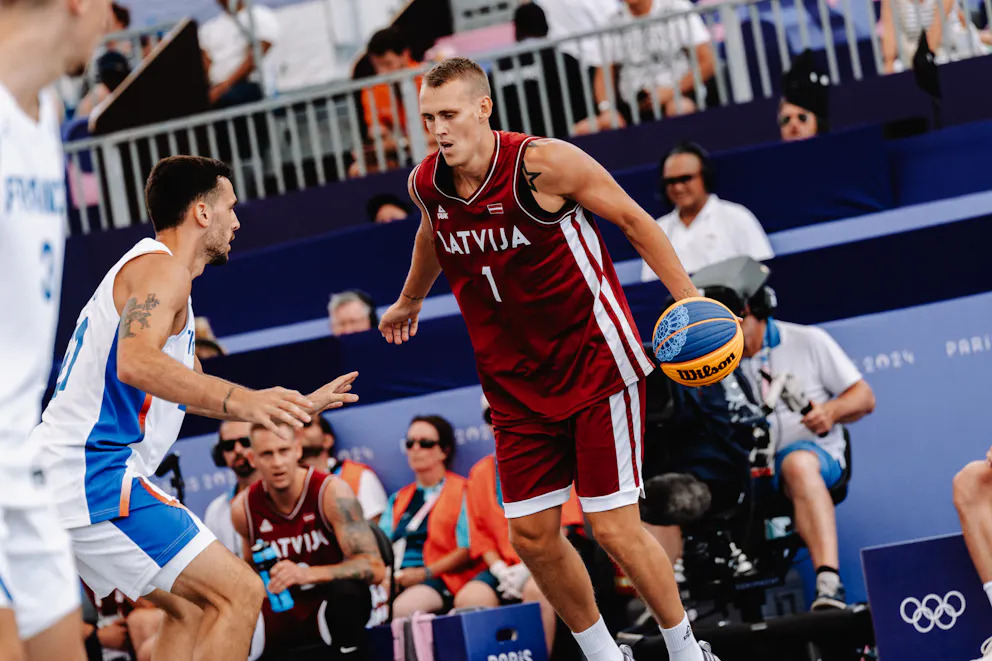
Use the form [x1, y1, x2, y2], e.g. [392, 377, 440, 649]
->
[378, 415, 482, 617]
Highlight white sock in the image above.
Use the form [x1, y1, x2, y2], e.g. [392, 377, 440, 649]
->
[572, 616, 623, 661]
[983, 581, 992, 610]
[660, 612, 704, 661]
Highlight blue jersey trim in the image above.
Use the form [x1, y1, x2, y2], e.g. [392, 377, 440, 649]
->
[112, 480, 199, 566]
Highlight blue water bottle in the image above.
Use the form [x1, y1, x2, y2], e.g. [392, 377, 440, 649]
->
[251, 540, 294, 613]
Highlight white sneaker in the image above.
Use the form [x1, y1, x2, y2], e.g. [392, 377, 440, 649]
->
[700, 640, 721, 660]
[619, 643, 635, 660]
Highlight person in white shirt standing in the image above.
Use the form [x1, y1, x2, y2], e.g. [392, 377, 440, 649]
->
[199, 0, 280, 107]
[203, 420, 257, 554]
[0, 1, 110, 659]
[641, 142, 773, 280]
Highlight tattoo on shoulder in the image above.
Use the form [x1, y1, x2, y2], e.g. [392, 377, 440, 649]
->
[335, 497, 365, 525]
[334, 496, 379, 556]
[522, 142, 542, 193]
[119, 294, 161, 339]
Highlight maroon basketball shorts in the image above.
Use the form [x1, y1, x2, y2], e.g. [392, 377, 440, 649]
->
[494, 380, 646, 519]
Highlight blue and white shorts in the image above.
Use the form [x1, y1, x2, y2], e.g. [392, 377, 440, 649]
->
[70, 477, 216, 601]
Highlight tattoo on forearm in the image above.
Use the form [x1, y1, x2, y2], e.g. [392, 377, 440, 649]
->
[222, 387, 235, 414]
[402, 292, 424, 302]
[522, 143, 542, 192]
[677, 287, 696, 299]
[119, 294, 161, 339]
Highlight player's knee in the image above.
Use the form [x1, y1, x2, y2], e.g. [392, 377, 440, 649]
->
[954, 461, 992, 511]
[508, 523, 557, 561]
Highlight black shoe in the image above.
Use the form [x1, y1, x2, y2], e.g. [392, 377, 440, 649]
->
[811, 581, 847, 610]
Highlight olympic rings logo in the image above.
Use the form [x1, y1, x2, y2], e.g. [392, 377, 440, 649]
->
[899, 591, 966, 633]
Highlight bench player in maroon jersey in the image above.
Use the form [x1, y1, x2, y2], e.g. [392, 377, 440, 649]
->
[379, 57, 720, 661]
[232, 424, 385, 660]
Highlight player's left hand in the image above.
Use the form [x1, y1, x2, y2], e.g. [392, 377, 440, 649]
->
[310, 371, 360, 413]
[801, 401, 835, 436]
[394, 567, 427, 588]
[268, 560, 310, 594]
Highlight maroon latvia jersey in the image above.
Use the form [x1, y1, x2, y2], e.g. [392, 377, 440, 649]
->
[244, 467, 343, 649]
[412, 130, 654, 425]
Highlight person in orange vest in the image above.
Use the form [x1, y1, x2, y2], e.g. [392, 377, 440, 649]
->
[378, 415, 482, 617]
[297, 415, 388, 524]
[456, 395, 586, 652]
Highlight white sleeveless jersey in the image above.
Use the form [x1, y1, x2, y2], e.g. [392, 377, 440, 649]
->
[31, 239, 196, 528]
[0, 84, 67, 468]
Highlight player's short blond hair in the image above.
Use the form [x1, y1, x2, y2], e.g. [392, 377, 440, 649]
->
[423, 57, 491, 99]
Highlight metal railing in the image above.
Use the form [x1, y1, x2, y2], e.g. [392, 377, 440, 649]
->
[63, 0, 991, 235]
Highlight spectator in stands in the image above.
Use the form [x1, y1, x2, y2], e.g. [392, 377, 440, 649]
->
[542, 0, 623, 134]
[76, 51, 131, 116]
[367, 192, 410, 224]
[880, 0, 989, 73]
[779, 50, 830, 142]
[200, 0, 280, 108]
[328, 289, 378, 336]
[640, 142, 773, 279]
[363, 27, 423, 139]
[297, 415, 389, 524]
[589, 0, 716, 126]
[734, 258, 875, 610]
[491, 2, 593, 137]
[379, 415, 480, 617]
[456, 394, 558, 652]
[204, 421, 257, 555]
[194, 316, 226, 360]
[232, 424, 385, 660]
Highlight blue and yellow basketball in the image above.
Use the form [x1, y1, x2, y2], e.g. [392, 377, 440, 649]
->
[651, 297, 743, 387]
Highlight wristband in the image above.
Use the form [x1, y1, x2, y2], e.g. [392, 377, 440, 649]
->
[597, 100, 612, 113]
[423, 566, 434, 580]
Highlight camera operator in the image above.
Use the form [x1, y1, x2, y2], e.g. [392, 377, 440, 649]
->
[725, 258, 875, 610]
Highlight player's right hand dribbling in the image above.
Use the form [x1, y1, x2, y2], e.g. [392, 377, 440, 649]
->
[379, 300, 421, 344]
[228, 387, 314, 436]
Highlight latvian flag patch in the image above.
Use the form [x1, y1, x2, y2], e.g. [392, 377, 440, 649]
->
[487, 203, 504, 215]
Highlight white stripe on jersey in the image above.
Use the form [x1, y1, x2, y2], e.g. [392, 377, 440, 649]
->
[31, 239, 196, 528]
[0, 84, 66, 478]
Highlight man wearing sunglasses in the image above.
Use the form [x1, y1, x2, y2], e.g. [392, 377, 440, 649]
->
[641, 142, 773, 280]
[204, 421, 258, 555]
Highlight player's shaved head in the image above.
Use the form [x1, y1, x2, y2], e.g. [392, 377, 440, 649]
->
[423, 57, 491, 100]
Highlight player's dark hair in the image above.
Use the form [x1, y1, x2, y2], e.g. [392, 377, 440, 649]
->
[145, 156, 233, 232]
[368, 27, 408, 57]
[410, 415, 456, 469]
[424, 57, 491, 98]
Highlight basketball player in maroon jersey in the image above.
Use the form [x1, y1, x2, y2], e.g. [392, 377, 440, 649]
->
[379, 58, 718, 661]
[232, 424, 385, 660]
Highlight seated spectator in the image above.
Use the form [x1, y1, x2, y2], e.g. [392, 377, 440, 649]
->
[491, 2, 592, 137]
[204, 421, 257, 555]
[363, 27, 423, 140]
[455, 395, 558, 652]
[76, 51, 131, 116]
[641, 142, 773, 280]
[199, 0, 280, 108]
[367, 192, 410, 224]
[379, 415, 480, 617]
[778, 50, 829, 142]
[297, 414, 388, 524]
[232, 424, 385, 660]
[880, 0, 988, 73]
[328, 290, 377, 336]
[589, 0, 715, 127]
[194, 316, 226, 360]
[732, 258, 875, 610]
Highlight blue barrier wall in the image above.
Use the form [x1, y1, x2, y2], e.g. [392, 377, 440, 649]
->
[159, 291, 992, 606]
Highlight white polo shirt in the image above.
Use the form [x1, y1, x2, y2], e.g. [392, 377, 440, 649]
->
[199, 6, 280, 92]
[641, 194, 774, 280]
[739, 320, 864, 465]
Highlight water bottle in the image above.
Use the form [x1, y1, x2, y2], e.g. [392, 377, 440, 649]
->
[251, 540, 294, 613]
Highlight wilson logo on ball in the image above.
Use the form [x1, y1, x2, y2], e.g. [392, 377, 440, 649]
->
[652, 297, 743, 387]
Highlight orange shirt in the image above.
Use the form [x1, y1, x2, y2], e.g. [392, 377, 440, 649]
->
[361, 57, 423, 135]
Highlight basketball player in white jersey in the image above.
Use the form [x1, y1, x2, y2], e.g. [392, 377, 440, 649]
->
[0, 1, 111, 659]
[30, 155, 361, 661]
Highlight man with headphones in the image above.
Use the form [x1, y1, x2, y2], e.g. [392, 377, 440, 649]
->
[640, 142, 773, 281]
[203, 421, 258, 555]
[700, 258, 875, 610]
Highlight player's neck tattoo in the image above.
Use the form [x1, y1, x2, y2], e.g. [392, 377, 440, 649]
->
[119, 294, 161, 339]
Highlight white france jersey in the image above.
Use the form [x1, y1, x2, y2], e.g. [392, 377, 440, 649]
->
[31, 238, 196, 528]
[0, 84, 67, 468]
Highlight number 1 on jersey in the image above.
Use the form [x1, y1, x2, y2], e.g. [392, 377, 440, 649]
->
[482, 266, 502, 303]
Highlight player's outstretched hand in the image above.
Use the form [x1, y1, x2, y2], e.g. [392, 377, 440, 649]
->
[310, 371, 360, 413]
[228, 387, 313, 436]
[379, 300, 421, 344]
